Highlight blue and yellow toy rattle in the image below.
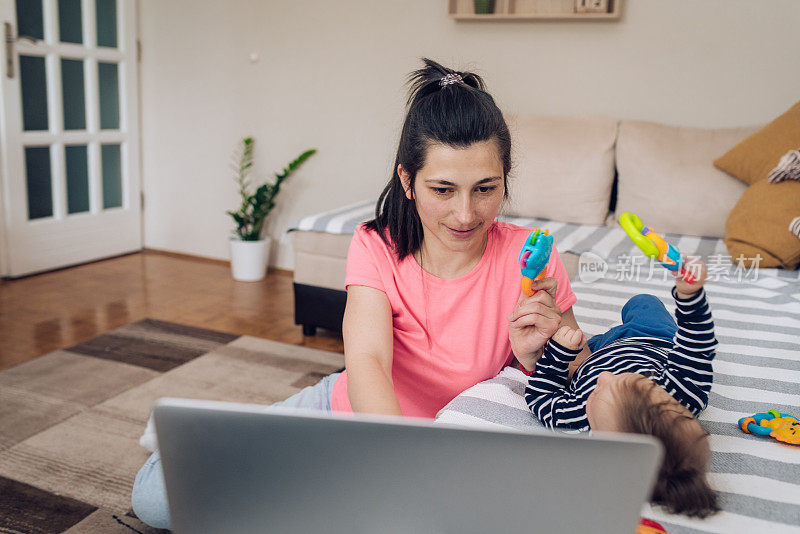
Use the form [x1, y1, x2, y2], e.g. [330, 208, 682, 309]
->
[619, 211, 696, 284]
[739, 409, 800, 446]
[519, 229, 553, 296]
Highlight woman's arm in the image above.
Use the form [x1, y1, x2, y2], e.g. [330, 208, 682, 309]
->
[342, 285, 402, 416]
[559, 307, 592, 379]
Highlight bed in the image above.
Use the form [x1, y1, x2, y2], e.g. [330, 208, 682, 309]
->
[291, 201, 799, 532]
[435, 218, 800, 534]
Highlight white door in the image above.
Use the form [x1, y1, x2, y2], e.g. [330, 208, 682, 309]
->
[0, 0, 140, 277]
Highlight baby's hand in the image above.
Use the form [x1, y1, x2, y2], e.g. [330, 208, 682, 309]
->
[551, 325, 587, 351]
[675, 257, 707, 298]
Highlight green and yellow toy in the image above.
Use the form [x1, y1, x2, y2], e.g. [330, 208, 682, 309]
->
[619, 212, 696, 284]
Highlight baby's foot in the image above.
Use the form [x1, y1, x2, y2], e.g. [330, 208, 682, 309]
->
[551, 325, 587, 351]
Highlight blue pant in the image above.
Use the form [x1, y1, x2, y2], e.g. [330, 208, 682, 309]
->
[131, 372, 341, 530]
[587, 294, 677, 353]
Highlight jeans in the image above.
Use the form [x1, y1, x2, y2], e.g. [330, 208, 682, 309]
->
[130, 372, 341, 530]
[587, 294, 677, 353]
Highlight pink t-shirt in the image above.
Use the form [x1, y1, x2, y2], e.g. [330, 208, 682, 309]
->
[331, 221, 577, 419]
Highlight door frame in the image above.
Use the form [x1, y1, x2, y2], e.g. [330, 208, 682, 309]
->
[0, 184, 8, 277]
[0, 17, 12, 277]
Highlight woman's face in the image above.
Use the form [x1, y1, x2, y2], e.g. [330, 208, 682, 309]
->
[399, 139, 505, 257]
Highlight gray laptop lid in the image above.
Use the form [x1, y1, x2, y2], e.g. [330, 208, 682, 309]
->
[154, 398, 662, 534]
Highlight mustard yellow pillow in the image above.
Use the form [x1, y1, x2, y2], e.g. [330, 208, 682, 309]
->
[714, 100, 800, 185]
[725, 180, 800, 269]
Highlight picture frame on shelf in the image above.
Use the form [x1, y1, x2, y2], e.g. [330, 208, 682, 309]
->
[447, 0, 620, 20]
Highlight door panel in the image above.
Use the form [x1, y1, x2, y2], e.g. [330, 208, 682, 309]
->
[0, 0, 141, 277]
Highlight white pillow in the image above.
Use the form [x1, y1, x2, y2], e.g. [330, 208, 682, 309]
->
[615, 121, 759, 238]
[505, 114, 618, 226]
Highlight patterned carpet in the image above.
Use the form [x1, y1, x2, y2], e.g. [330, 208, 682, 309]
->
[0, 319, 344, 533]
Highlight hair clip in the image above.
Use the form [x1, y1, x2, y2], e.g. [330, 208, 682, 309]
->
[439, 73, 463, 87]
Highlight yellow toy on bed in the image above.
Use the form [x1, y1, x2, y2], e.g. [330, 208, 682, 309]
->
[739, 409, 800, 446]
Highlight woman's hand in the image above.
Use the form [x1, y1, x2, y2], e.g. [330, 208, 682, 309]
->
[508, 277, 562, 372]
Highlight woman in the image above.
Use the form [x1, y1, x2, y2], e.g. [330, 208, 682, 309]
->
[131, 58, 589, 529]
[336, 59, 586, 418]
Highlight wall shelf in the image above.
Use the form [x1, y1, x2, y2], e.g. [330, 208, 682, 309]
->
[448, 0, 621, 21]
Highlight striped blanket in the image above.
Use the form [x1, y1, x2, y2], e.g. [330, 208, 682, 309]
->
[437, 270, 800, 534]
[293, 200, 800, 532]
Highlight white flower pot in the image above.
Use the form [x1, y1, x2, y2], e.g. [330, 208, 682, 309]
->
[230, 237, 271, 282]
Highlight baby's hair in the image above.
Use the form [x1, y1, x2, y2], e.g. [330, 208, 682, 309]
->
[365, 58, 511, 260]
[617, 378, 720, 518]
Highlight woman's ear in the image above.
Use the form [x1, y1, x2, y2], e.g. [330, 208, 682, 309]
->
[398, 164, 413, 200]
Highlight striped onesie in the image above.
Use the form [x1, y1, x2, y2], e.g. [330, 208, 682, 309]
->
[525, 288, 717, 431]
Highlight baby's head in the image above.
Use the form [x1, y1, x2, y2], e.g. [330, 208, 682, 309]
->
[586, 372, 720, 518]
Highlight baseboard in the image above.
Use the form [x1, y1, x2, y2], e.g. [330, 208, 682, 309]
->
[143, 248, 293, 276]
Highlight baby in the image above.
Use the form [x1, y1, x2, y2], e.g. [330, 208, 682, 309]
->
[525, 261, 720, 518]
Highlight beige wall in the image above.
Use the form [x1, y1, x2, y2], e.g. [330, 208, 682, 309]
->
[138, 0, 800, 270]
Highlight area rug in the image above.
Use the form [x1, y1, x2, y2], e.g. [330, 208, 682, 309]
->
[0, 319, 345, 533]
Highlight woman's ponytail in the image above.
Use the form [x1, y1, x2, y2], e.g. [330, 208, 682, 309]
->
[405, 59, 487, 107]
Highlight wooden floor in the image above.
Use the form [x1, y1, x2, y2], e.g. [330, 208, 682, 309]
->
[0, 250, 344, 371]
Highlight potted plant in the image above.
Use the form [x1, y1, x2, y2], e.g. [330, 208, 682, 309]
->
[227, 137, 316, 281]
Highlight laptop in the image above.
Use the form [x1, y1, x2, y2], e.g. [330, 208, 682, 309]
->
[153, 397, 662, 534]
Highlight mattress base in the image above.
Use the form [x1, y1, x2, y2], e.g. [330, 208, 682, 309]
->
[293, 282, 347, 335]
